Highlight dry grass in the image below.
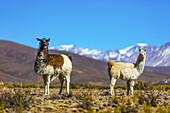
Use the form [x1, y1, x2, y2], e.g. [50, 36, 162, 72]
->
[0, 83, 169, 113]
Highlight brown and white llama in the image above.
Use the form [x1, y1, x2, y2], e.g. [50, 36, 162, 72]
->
[34, 38, 72, 95]
[108, 48, 146, 96]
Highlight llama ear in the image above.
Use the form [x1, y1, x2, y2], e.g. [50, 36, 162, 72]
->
[139, 48, 141, 52]
[144, 48, 146, 51]
[47, 38, 50, 42]
[36, 38, 40, 41]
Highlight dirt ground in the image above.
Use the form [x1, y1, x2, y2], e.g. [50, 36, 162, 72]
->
[0, 87, 169, 113]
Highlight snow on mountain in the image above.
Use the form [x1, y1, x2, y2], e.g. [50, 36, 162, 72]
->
[150, 42, 170, 67]
[50, 42, 170, 67]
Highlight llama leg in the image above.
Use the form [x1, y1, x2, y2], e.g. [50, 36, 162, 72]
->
[42, 75, 47, 95]
[66, 76, 70, 95]
[127, 80, 130, 95]
[129, 80, 135, 95]
[110, 77, 117, 96]
[59, 75, 64, 95]
[47, 75, 50, 95]
[44, 83, 48, 95]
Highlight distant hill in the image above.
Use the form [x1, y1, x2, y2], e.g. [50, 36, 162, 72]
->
[0, 40, 169, 85]
[50, 42, 170, 67]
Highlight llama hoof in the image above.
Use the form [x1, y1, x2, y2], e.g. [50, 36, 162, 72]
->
[67, 94, 71, 98]
[111, 93, 115, 96]
[44, 93, 48, 95]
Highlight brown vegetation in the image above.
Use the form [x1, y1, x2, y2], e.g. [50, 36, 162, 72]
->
[0, 82, 169, 113]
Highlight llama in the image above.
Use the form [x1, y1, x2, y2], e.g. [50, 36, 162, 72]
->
[34, 38, 72, 95]
[108, 48, 146, 96]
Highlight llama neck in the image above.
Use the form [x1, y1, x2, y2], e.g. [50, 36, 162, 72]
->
[37, 45, 48, 60]
[135, 57, 145, 74]
[34, 45, 48, 73]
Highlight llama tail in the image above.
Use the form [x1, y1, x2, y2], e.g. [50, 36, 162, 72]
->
[108, 60, 115, 68]
[64, 54, 72, 62]
[67, 55, 72, 62]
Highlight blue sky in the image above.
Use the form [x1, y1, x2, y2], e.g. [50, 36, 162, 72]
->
[0, 0, 170, 50]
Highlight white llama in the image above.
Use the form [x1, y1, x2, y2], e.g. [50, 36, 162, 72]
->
[108, 48, 146, 96]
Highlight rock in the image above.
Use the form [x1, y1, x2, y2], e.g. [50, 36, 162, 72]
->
[96, 109, 99, 112]
[52, 101, 58, 104]
[99, 106, 104, 109]
[68, 100, 72, 104]
[103, 104, 107, 107]
[103, 92, 109, 96]
[107, 103, 111, 106]
[36, 99, 42, 104]
[72, 96, 77, 101]
[164, 97, 168, 100]
[112, 104, 118, 108]
[5, 108, 9, 112]
[67, 108, 79, 112]
[94, 102, 97, 105]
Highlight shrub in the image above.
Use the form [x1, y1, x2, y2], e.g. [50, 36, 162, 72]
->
[152, 85, 170, 91]
[156, 105, 168, 113]
[112, 96, 119, 104]
[70, 83, 81, 89]
[13, 83, 22, 88]
[115, 85, 126, 90]
[135, 88, 161, 107]
[73, 90, 94, 110]
[36, 105, 58, 111]
[0, 82, 4, 87]
[143, 103, 151, 113]
[134, 81, 152, 90]
[0, 88, 35, 113]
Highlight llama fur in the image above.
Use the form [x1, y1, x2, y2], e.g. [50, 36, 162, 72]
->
[108, 48, 146, 96]
[34, 38, 72, 95]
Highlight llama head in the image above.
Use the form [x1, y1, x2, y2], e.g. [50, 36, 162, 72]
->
[138, 48, 146, 60]
[108, 60, 115, 68]
[36, 38, 50, 47]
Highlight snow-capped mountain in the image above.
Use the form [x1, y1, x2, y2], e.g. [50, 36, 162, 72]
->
[50, 42, 170, 67]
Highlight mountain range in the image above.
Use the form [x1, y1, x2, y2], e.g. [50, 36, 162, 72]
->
[0, 40, 169, 85]
[50, 42, 170, 67]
